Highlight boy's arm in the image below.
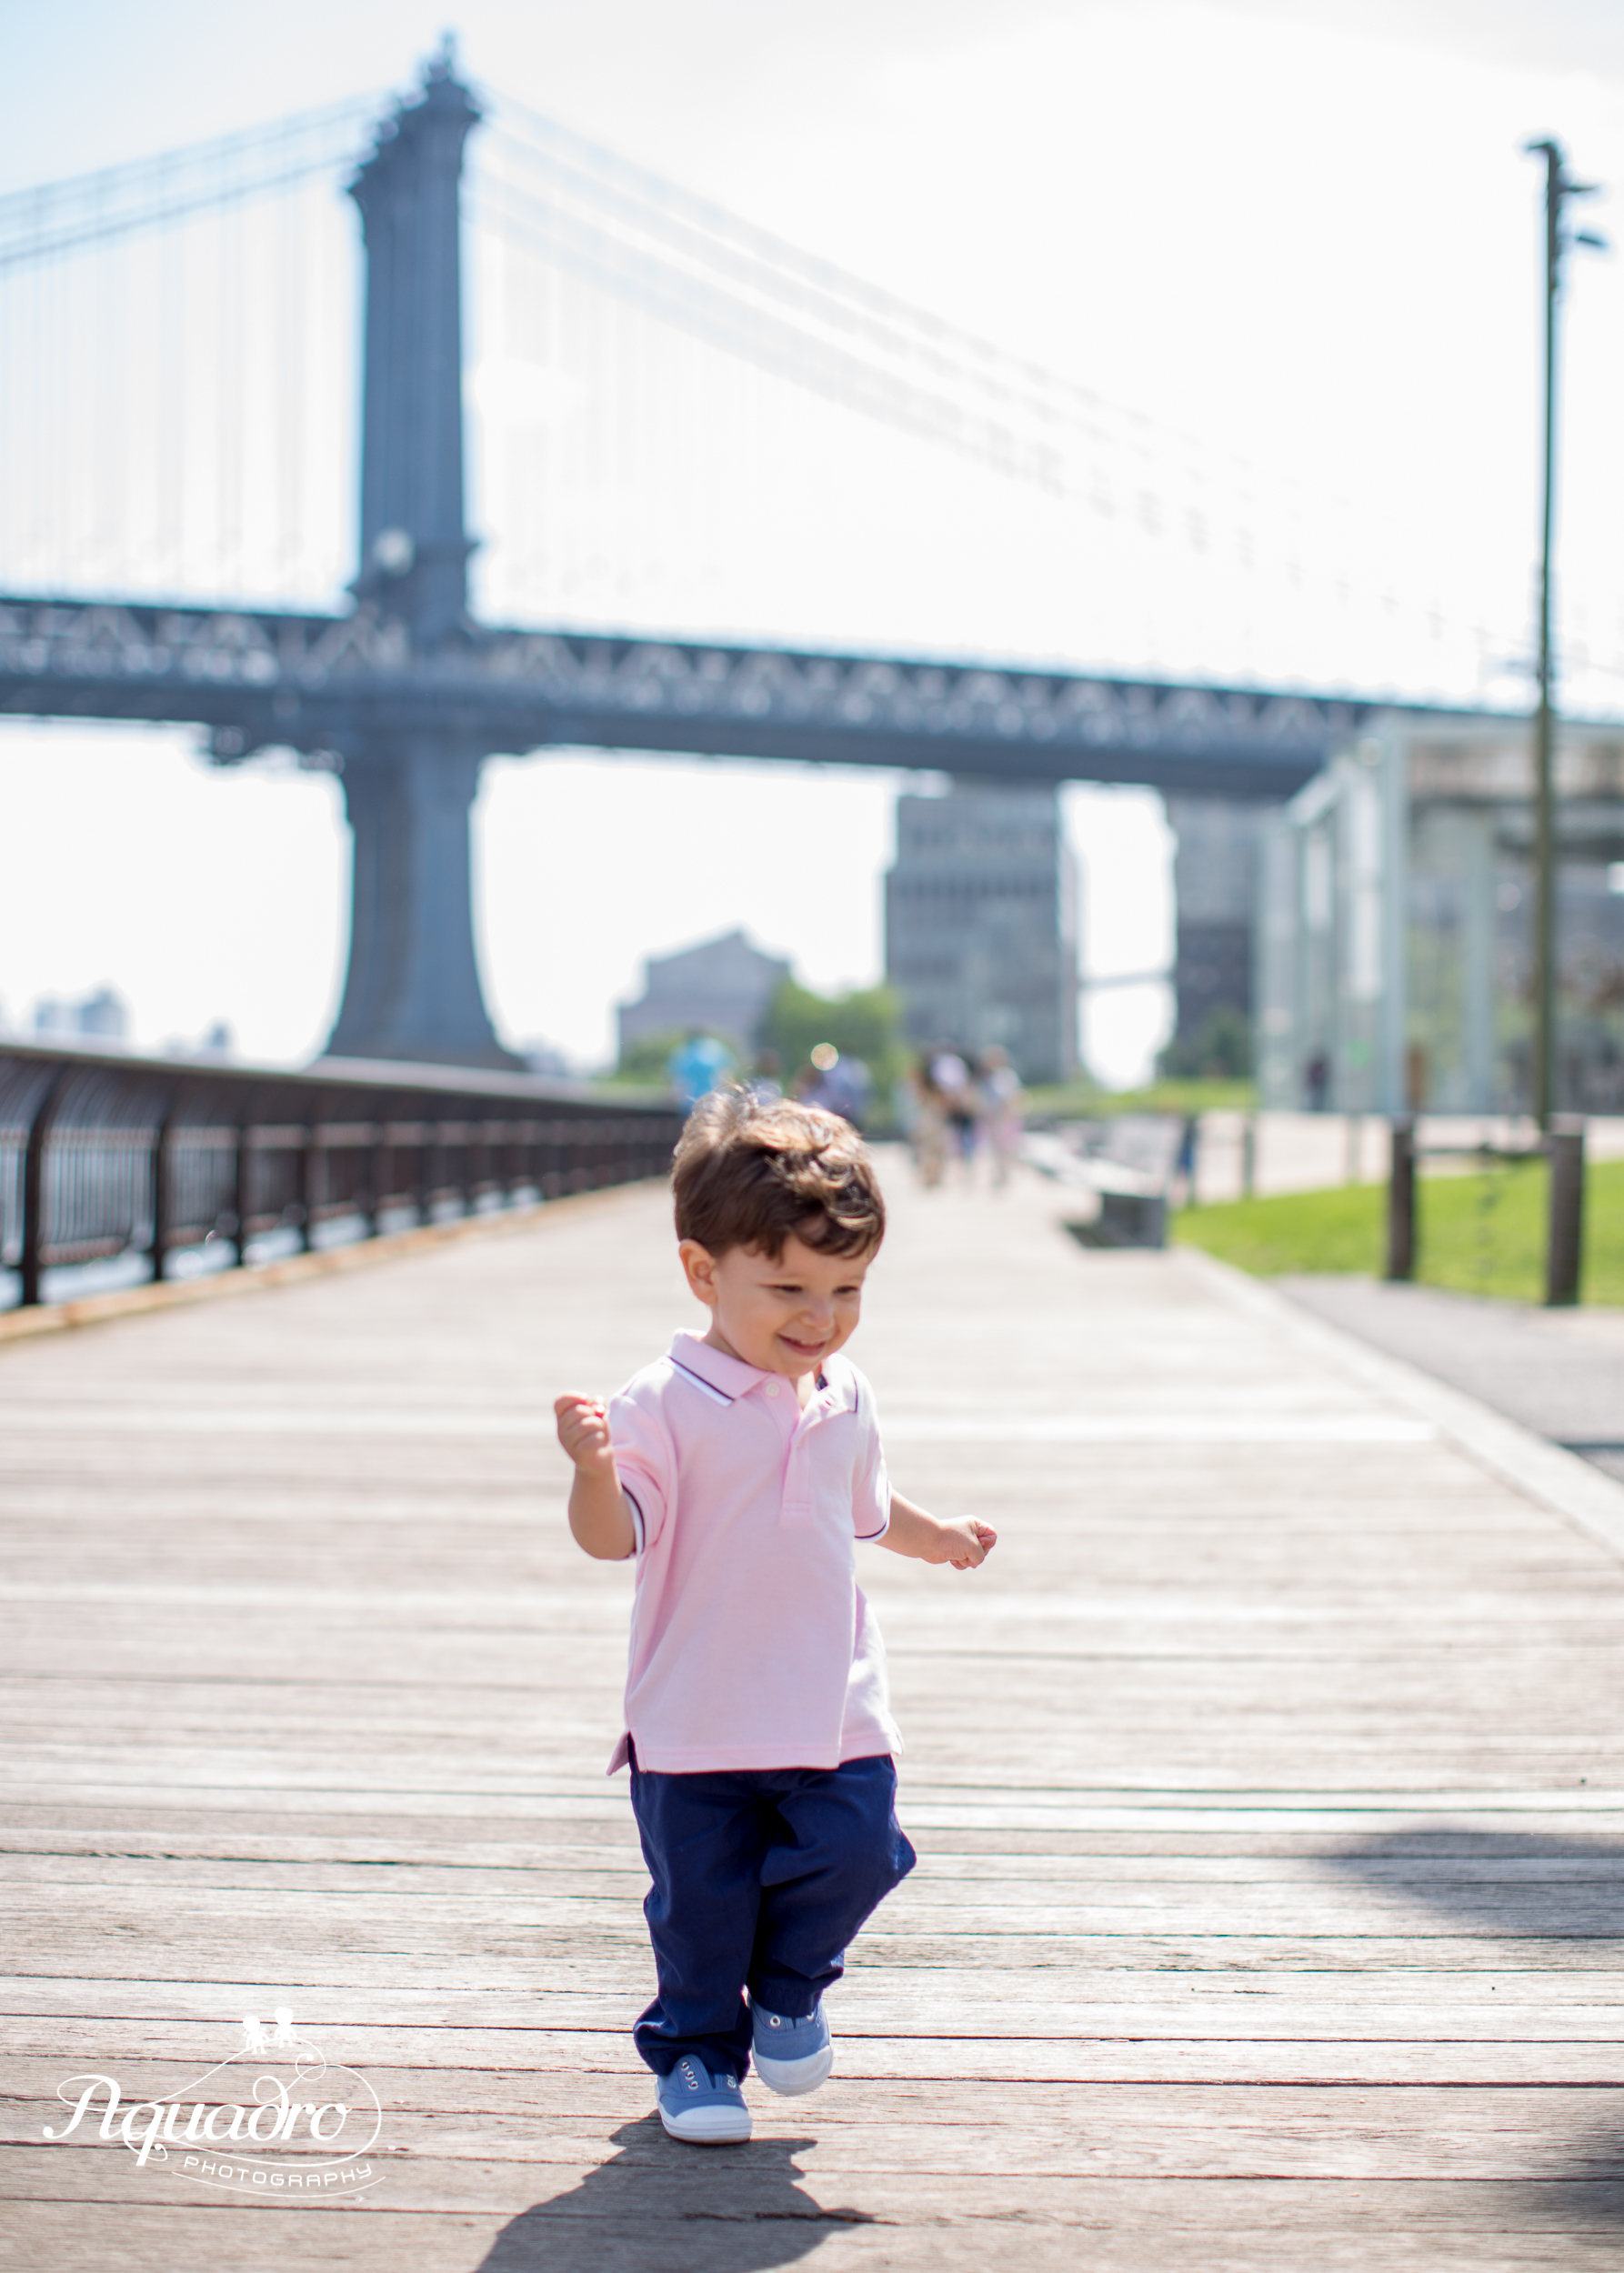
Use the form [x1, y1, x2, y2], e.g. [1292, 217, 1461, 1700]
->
[555, 1396, 637, 1561]
[878, 1490, 996, 1570]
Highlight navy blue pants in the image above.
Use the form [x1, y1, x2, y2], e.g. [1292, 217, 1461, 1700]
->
[627, 1748, 916, 2080]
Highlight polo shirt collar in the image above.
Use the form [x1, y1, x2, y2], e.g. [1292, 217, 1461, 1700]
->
[667, 1330, 769, 1404]
[809, 1353, 860, 1417]
[667, 1329, 859, 1414]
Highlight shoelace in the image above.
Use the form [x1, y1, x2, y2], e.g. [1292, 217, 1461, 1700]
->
[673, 2058, 739, 2094]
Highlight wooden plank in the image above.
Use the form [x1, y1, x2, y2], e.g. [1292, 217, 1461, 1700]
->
[6, 2023, 1624, 2083]
[11, 2087, 1624, 2179]
[4, 2200, 1624, 2273]
[6, 1171, 1624, 2267]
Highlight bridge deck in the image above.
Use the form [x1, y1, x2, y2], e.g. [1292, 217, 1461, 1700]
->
[4, 1170, 1624, 2270]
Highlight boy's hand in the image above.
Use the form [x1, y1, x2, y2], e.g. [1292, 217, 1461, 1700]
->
[941, 1517, 997, 1570]
[556, 1395, 616, 1476]
[880, 1495, 997, 1568]
[556, 1396, 637, 1562]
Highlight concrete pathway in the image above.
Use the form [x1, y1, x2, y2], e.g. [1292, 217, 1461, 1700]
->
[1281, 1276, 1624, 1485]
[5, 1166, 1624, 2268]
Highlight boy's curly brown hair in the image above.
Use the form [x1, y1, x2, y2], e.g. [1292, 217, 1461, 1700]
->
[672, 1086, 886, 1260]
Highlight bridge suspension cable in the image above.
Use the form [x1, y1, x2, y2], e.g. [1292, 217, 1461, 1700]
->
[476, 101, 1127, 502]
[0, 96, 383, 272]
[473, 95, 1207, 537]
[0, 103, 371, 608]
[468, 97, 1529, 698]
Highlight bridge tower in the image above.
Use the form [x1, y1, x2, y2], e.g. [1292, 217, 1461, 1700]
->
[325, 45, 518, 1069]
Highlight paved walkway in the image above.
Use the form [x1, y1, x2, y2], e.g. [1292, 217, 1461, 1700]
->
[1188, 1111, 1624, 1204]
[5, 1167, 1624, 2268]
[1281, 1277, 1624, 1485]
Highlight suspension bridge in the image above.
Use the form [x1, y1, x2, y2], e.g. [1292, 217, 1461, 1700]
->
[0, 42, 1485, 1068]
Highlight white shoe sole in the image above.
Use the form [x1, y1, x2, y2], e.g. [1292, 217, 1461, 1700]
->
[754, 2043, 834, 2097]
[657, 2099, 753, 2144]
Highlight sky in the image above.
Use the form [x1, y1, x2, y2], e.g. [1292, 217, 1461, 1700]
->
[5, 0, 1624, 1077]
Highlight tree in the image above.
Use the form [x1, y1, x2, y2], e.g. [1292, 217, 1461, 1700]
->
[614, 1028, 687, 1084]
[758, 980, 907, 1096]
[1158, 1006, 1253, 1082]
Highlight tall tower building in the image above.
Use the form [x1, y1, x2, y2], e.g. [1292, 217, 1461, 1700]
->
[1164, 796, 1272, 1053]
[885, 782, 1078, 1084]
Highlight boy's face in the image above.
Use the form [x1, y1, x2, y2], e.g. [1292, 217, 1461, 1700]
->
[679, 1230, 875, 1381]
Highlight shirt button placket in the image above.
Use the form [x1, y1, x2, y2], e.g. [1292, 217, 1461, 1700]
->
[783, 1413, 813, 1523]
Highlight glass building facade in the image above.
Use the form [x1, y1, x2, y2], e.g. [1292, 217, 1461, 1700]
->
[1257, 723, 1624, 1115]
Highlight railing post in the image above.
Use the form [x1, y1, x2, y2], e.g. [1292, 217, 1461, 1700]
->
[19, 1069, 69, 1307]
[1240, 1113, 1257, 1200]
[476, 1118, 494, 1208]
[150, 1112, 175, 1283]
[295, 1126, 316, 1252]
[368, 1126, 389, 1237]
[1386, 1116, 1416, 1282]
[228, 1123, 247, 1267]
[415, 1123, 434, 1227]
[1546, 1116, 1585, 1307]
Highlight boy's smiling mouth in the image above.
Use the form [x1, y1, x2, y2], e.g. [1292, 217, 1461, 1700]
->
[684, 1230, 872, 1384]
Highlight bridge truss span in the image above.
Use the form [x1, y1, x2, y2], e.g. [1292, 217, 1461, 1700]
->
[0, 593, 1412, 797]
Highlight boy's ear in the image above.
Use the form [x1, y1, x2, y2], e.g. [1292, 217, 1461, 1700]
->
[677, 1239, 720, 1307]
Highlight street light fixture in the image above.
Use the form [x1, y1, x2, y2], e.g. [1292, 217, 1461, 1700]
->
[1522, 137, 1604, 1130]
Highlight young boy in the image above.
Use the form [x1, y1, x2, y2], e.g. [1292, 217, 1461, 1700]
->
[555, 1087, 996, 2145]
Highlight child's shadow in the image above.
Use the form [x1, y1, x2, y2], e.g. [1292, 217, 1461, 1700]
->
[476, 2115, 877, 2273]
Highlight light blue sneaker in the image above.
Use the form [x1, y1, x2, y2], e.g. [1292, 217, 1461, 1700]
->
[655, 2056, 752, 2144]
[751, 1997, 833, 2096]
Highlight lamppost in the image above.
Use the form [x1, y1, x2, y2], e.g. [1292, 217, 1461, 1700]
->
[1522, 137, 1603, 1129]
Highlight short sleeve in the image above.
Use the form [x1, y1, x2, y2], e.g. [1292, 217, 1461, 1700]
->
[608, 1385, 676, 1555]
[851, 1390, 891, 1542]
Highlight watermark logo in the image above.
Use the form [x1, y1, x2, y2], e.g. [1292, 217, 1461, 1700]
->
[43, 2007, 383, 2196]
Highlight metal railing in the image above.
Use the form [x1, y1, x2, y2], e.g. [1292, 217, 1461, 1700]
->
[1, 1042, 684, 1309]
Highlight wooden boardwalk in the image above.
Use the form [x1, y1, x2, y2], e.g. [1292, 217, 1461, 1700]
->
[5, 1166, 1624, 2270]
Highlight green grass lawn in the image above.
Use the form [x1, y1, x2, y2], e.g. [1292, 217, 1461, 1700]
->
[1027, 1076, 1257, 1119]
[1174, 1157, 1624, 1307]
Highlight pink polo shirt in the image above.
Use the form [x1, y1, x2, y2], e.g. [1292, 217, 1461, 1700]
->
[606, 1329, 900, 1775]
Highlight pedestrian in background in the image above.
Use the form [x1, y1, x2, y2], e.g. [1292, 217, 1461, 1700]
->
[977, 1046, 1025, 1188]
[793, 1045, 872, 1130]
[929, 1046, 980, 1176]
[668, 1032, 736, 1108]
[906, 1051, 948, 1187]
[745, 1049, 783, 1102]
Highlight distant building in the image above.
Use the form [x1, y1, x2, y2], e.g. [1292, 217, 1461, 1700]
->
[34, 985, 129, 1044]
[1165, 797, 1273, 1053]
[617, 928, 791, 1061]
[885, 783, 1078, 1084]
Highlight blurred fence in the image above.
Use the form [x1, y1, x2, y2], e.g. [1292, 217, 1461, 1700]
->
[1386, 1115, 1587, 1307]
[1, 1043, 684, 1308]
